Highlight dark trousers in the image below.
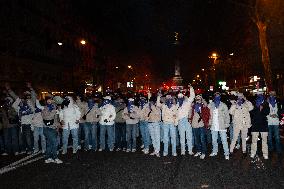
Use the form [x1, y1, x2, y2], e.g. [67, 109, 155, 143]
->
[44, 127, 58, 160]
[115, 122, 126, 149]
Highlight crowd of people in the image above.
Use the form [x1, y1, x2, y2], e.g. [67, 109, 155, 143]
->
[0, 83, 283, 164]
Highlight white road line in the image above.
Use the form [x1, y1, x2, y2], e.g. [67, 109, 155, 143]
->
[1, 151, 41, 169]
[0, 156, 43, 175]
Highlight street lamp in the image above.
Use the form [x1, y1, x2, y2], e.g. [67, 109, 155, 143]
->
[80, 40, 86, 45]
[128, 65, 132, 69]
[57, 42, 63, 46]
[202, 68, 205, 71]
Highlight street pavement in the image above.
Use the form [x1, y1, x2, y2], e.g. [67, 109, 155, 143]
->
[1, 146, 284, 189]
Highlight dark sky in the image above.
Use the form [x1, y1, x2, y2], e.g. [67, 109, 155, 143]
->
[72, 0, 251, 82]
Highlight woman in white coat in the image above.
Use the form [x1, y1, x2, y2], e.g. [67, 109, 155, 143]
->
[59, 96, 81, 154]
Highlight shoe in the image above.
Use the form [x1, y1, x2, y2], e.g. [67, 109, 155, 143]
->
[78, 145, 81, 150]
[126, 149, 131, 153]
[263, 155, 268, 160]
[141, 144, 144, 149]
[150, 152, 156, 156]
[225, 155, 229, 160]
[194, 152, 201, 157]
[1, 153, 8, 156]
[209, 153, 217, 157]
[109, 148, 114, 152]
[188, 151, 194, 155]
[45, 158, 54, 164]
[98, 148, 103, 152]
[250, 154, 255, 159]
[73, 149, 77, 154]
[144, 149, 149, 154]
[123, 148, 126, 152]
[200, 154, 205, 159]
[132, 149, 136, 152]
[62, 151, 67, 155]
[54, 158, 63, 164]
[155, 152, 160, 157]
[14, 152, 19, 156]
[181, 152, 185, 156]
[236, 144, 240, 149]
[116, 148, 121, 152]
[163, 152, 168, 156]
[173, 153, 177, 157]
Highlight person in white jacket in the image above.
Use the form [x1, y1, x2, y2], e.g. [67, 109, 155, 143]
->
[122, 98, 140, 152]
[59, 96, 81, 154]
[229, 93, 253, 155]
[177, 86, 195, 155]
[158, 94, 178, 156]
[267, 91, 281, 154]
[138, 97, 151, 154]
[99, 96, 116, 151]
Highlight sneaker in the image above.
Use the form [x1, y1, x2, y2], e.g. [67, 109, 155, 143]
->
[173, 153, 177, 157]
[250, 154, 255, 159]
[236, 144, 240, 149]
[150, 152, 156, 156]
[263, 155, 268, 160]
[98, 148, 103, 152]
[194, 152, 202, 157]
[155, 152, 160, 157]
[1, 152, 8, 156]
[131, 149, 136, 153]
[225, 155, 229, 160]
[123, 148, 126, 152]
[14, 152, 19, 156]
[181, 152, 185, 156]
[188, 151, 194, 155]
[45, 158, 54, 164]
[143, 149, 149, 154]
[209, 153, 217, 157]
[126, 149, 131, 153]
[62, 151, 67, 155]
[54, 158, 63, 164]
[109, 148, 114, 152]
[141, 144, 144, 149]
[73, 149, 77, 154]
[200, 154, 205, 159]
[78, 145, 82, 150]
[163, 152, 168, 156]
[116, 148, 121, 152]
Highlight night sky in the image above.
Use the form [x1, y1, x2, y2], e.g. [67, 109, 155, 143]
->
[72, 0, 252, 82]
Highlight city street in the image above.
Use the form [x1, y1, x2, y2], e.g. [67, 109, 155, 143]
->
[1, 146, 284, 189]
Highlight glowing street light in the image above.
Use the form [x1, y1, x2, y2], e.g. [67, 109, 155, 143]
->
[230, 53, 234, 56]
[80, 40, 86, 45]
[57, 42, 63, 46]
[202, 68, 205, 71]
[115, 66, 119, 69]
[128, 65, 132, 69]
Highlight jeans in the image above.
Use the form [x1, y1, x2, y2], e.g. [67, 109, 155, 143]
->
[0, 132, 4, 153]
[163, 123, 176, 155]
[268, 125, 282, 153]
[211, 130, 229, 156]
[229, 123, 241, 145]
[178, 118, 193, 154]
[251, 132, 268, 157]
[21, 124, 33, 152]
[33, 127, 46, 152]
[139, 121, 150, 150]
[193, 127, 207, 154]
[43, 127, 58, 160]
[100, 124, 114, 150]
[148, 122, 160, 153]
[126, 124, 138, 150]
[78, 123, 85, 144]
[62, 127, 79, 153]
[84, 122, 98, 150]
[115, 122, 126, 149]
[3, 127, 19, 154]
[160, 122, 164, 143]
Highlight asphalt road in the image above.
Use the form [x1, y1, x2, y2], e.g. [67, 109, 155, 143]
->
[1, 146, 284, 189]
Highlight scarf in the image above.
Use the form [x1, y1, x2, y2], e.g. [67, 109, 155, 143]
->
[166, 99, 173, 109]
[268, 96, 276, 108]
[88, 99, 95, 109]
[237, 98, 244, 106]
[178, 98, 184, 107]
[214, 96, 221, 108]
[194, 102, 202, 113]
[256, 95, 264, 108]
[47, 104, 54, 112]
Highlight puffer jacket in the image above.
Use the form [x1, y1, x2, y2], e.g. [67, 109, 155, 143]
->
[59, 98, 81, 129]
[99, 104, 116, 125]
[177, 87, 195, 120]
[161, 104, 178, 125]
[85, 104, 101, 123]
[147, 105, 161, 123]
[138, 104, 150, 121]
[267, 104, 280, 126]
[208, 102, 230, 130]
[122, 106, 140, 125]
[229, 100, 253, 129]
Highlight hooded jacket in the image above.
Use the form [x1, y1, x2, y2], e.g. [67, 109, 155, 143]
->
[177, 87, 195, 120]
[84, 104, 101, 123]
[208, 102, 230, 131]
[59, 97, 81, 129]
[229, 100, 253, 129]
[267, 103, 280, 126]
[122, 106, 140, 124]
[99, 104, 116, 125]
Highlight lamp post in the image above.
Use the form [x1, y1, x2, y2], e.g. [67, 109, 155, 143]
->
[209, 52, 218, 87]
